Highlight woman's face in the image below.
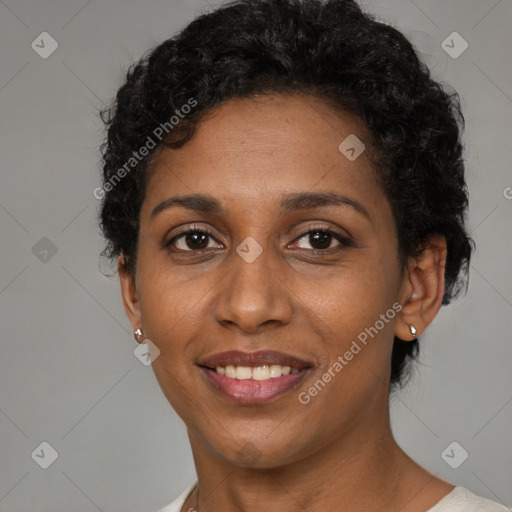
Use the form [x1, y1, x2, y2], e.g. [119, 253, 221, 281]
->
[122, 94, 410, 467]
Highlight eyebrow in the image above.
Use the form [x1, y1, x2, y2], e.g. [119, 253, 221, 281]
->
[151, 191, 371, 221]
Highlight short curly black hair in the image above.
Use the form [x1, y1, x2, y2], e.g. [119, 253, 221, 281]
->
[98, 0, 473, 390]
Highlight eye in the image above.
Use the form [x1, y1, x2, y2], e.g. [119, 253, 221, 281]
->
[165, 225, 223, 252]
[291, 226, 351, 251]
[164, 224, 351, 253]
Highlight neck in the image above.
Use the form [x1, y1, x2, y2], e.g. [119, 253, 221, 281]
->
[183, 406, 432, 512]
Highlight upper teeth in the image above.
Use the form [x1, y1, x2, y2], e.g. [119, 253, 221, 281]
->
[216, 365, 299, 380]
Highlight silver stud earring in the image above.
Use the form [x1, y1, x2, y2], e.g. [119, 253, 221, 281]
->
[133, 327, 145, 344]
[409, 324, 417, 338]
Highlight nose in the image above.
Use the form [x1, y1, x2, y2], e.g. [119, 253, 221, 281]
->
[213, 246, 294, 334]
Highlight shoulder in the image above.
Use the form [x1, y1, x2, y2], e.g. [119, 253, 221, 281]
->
[157, 483, 510, 512]
[157, 481, 198, 512]
[427, 486, 510, 512]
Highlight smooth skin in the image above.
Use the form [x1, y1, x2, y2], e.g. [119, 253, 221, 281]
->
[119, 94, 453, 512]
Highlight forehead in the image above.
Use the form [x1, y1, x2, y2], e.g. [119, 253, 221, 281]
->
[143, 94, 385, 219]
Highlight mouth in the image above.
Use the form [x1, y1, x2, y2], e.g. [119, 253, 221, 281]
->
[197, 350, 313, 405]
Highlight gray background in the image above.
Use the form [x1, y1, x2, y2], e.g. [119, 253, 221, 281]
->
[0, 0, 511, 511]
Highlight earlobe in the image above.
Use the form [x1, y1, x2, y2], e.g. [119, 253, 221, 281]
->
[118, 254, 142, 331]
[395, 235, 447, 341]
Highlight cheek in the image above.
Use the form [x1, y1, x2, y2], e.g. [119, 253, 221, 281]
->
[134, 242, 214, 359]
[135, 225, 400, 413]
[138, 274, 210, 355]
[294, 268, 398, 424]
[136, 233, 399, 357]
[135, 263, 212, 420]
[304, 253, 398, 335]
[299, 253, 399, 392]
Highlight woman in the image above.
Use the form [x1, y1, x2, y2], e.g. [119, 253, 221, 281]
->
[98, 1, 508, 510]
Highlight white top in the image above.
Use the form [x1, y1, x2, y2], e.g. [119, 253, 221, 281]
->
[158, 482, 510, 512]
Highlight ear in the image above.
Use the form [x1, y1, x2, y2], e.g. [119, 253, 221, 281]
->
[118, 254, 142, 332]
[395, 234, 447, 341]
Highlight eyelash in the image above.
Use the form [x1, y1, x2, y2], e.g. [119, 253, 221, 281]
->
[294, 225, 352, 251]
[164, 224, 352, 253]
[164, 224, 218, 250]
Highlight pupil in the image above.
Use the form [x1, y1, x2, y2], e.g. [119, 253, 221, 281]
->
[186, 232, 208, 250]
[311, 231, 331, 249]
[183, 231, 333, 251]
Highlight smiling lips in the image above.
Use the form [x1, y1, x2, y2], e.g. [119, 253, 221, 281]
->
[198, 350, 312, 405]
